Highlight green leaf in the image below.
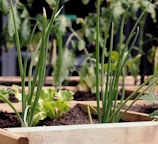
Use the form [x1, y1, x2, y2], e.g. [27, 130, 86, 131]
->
[111, 51, 119, 62]
[112, 1, 125, 22]
[130, 1, 139, 18]
[0, 88, 11, 101]
[104, 63, 116, 73]
[140, 91, 158, 104]
[46, 0, 57, 9]
[27, 0, 34, 7]
[141, 0, 157, 22]
[6, 38, 15, 50]
[20, 8, 29, 18]
[11, 85, 22, 101]
[53, 48, 77, 86]
[150, 109, 158, 119]
[32, 100, 47, 126]
[78, 65, 97, 93]
[35, 14, 44, 31]
[20, 18, 31, 46]
[17, 2, 26, 9]
[8, 6, 21, 37]
[82, 0, 90, 5]
[0, 0, 9, 15]
[57, 90, 74, 101]
[78, 39, 85, 51]
[32, 89, 73, 126]
[127, 54, 141, 79]
[29, 32, 42, 52]
[54, 15, 71, 34]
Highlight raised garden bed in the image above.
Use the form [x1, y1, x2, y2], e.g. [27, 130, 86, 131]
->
[0, 97, 157, 128]
[2, 122, 158, 144]
[0, 76, 158, 144]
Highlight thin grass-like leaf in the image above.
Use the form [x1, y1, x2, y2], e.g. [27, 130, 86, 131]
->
[0, 93, 25, 126]
[28, 8, 47, 126]
[95, 0, 101, 123]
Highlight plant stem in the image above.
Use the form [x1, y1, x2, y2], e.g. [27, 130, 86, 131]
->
[10, 0, 26, 122]
[55, 32, 63, 89]
[96, 0, 101, 123]
[28, 8, 47, 126]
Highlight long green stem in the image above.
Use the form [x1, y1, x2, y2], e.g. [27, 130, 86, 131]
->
[0, 94, 25, 126]
[55, 32, 63, 89]
[28, 0, 60, 103]
[27, 22, 38, 95]
[99, 0, 152, 123]
[101, 16, 111, 110]
[96, 0, 101, 123]
[28, 8, 47, 126]
[10, 0, 26, 122]
[8, 0, 61, 127]
[110, 71, 158, 121]
[102, 22, 114, 122]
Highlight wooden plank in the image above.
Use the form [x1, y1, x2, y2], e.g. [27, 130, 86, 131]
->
[0, 100, 154, 121]
[0, 101, 78, 113]
[6, 122, 158, 144]
[0, 76, 80, 86]
[0, 102, 22, 113]
[0, 128, 28, 144]
[77, 100, 154, 121]
[0, 75, 148, 86]
[122, 85, 158, 96]
[0, 84, 153, 94]
[0, 85, 88, 93]
[0, 77, 22, 83]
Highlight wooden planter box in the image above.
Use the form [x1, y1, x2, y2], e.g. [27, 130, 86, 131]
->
[0, 75, 147, 86]
[0, 76, 157, 144]
[0, 98, 158, 144]
[1, 122, 158, 144]
[0, 100, 154, 122]
[0, 76, 154, 94]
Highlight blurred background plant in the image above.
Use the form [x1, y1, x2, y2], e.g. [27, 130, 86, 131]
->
[75, 0, 157, 89]
[0, 0, 158, 88]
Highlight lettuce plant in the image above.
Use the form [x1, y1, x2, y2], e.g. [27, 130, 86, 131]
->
[31, 89, 73, 126]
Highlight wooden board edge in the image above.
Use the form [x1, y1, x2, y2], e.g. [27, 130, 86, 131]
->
[5, 122, 158, 144]
[77, 100, 154, 122]
[0, 128, 28, 144]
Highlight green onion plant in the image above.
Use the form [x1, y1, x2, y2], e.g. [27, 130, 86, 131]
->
[0, 0, 60, 127]
[95, 0, 158, 123]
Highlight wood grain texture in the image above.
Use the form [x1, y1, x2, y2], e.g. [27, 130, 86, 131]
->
[0, 100, 153, 121]
[6, 122, 158, 144]
[77, 100, 154, 121]
[0, 76, 80, 85]
[0, 102, 22, 113]
[0, 75, 147, 85]
[0, 128, 28, 144]
[0, 85, 87, 93]
[0, 100, 79, 113]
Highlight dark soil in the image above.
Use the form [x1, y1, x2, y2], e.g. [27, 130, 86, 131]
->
[0, 90, 158, 128]
[0, 112, 21, 128]
[122, 103, 158, 114]
[0, 91, 98, 128]
[73, 91, 97, 101]
[0, 104, 98, 128]
[37, 104, 98, 126]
